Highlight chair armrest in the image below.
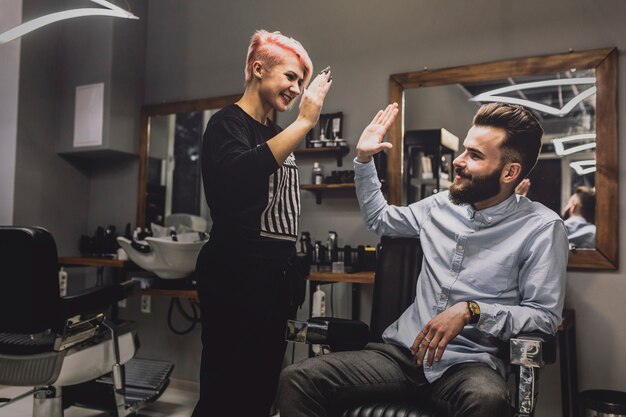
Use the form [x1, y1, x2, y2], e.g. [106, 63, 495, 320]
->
[510, 332, 557, 367]
[61, 280, 137, 318]
[286, 317, 370, 352]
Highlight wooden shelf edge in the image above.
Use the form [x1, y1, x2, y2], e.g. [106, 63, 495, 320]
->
[308, 271, 375, 284]
[141, 288, 199, 300]
[300, 183, 355, 190]
[294, 147, 349, 156]
[59, 256, 130, 268]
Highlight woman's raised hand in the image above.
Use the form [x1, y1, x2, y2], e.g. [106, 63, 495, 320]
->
[298, 67, 333, 128]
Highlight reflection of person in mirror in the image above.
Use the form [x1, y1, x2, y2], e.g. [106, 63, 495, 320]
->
[562, 186, 596, 249]
[278, 103, 568, 417]
[192, 30, 332, 417]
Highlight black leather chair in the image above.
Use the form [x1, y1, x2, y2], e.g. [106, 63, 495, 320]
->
[0, 226, 173, 417]
[287, 236, 556, 417]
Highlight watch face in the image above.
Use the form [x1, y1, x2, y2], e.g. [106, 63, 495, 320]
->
[468, 301, 480, 323]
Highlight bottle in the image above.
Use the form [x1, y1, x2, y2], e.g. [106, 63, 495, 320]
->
[312, 284, 327, 354]
[327, 231, 338, 262]
[312, 162, 324, 185]
[299, 231, 311, 255]
[312, 285, 326, 317]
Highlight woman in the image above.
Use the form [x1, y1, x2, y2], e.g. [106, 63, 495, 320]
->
[192, 30, 332, 417]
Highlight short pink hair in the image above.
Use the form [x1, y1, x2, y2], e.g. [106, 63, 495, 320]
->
[244, 30, 313, 88]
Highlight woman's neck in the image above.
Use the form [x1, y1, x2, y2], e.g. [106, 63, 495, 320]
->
[236, 90, 270, 125]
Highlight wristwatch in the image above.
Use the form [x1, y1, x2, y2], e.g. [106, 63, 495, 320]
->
[467, 300, 481, 324]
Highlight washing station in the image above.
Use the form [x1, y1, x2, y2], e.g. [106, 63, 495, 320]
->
[117, 214, 208, 280]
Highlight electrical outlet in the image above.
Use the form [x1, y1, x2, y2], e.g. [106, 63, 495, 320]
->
[141, 295, 151, 313]
[58, 269, 68, 297]
[117, 299, 127, 308]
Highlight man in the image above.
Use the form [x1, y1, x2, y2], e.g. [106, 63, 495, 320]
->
[278, 102, 568, 417]
[562, 186, 596, 248]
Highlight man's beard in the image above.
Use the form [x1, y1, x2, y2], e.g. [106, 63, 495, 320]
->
[448, 165, 502, 206]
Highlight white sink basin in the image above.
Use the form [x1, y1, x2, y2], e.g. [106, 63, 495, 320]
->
[117, 236, 205, 279]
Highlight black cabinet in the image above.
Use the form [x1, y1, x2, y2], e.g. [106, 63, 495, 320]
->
[404, 129, 459, 204]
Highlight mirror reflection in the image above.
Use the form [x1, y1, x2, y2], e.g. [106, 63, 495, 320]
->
[387, 48, 619, 269]
[146, 110, 218, 228]
[404, 69, 597, 249]
[138, 95, 243, 230]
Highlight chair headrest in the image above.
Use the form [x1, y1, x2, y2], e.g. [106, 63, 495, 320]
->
[0, 226, 62, 333]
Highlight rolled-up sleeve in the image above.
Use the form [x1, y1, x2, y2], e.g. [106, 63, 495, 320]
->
[354, 158, 427, 237]
[476, 220, 569, 340]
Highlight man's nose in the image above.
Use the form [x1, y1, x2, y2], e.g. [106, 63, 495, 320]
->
[452, 154, 465, 168]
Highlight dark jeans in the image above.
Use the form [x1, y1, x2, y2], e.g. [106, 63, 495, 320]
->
[192, 243, 297, 417]
[277, 343, 510, 417]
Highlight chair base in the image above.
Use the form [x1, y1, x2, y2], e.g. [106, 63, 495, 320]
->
[33, 386, 62, 417]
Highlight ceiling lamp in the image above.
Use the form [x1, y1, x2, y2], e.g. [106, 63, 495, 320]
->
[0, 0, 138, 44]
[470, 78, 596, 116]
[552, 133, 596, 156]
[569, 160, 596, 176]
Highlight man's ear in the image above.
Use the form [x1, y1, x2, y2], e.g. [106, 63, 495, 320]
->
[501, 162, 522, 185]
[252, 61, 264, 80]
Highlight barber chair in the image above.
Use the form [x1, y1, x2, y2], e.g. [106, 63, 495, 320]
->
[0, 226, 173, 417]
[286, 236, 556, 417]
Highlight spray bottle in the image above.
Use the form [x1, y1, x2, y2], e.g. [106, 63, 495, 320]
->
[312, 285, 326, 354]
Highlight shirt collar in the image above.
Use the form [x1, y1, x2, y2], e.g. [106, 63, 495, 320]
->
[464, 193, 518, 224]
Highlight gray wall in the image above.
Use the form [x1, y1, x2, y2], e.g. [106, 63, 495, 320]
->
[0, 0, 21, 224]
[11, 0, 147, 253]
[13, 0, 91, 253]
[141, 1, 626, 415]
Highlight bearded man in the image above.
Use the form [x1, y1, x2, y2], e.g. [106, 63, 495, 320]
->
[278, 102, 568, 417]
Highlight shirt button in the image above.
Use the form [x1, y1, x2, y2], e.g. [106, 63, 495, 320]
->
[487, 216, 493, 222]
[457, 245, 464, 251]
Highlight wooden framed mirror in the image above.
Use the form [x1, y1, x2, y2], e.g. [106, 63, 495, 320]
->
[387, 48, 618, 270]
[136, 94, 241, 230]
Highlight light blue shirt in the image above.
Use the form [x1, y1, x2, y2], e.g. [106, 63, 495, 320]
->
[355, 159, 568, 382]
[564, 216, 596, 249]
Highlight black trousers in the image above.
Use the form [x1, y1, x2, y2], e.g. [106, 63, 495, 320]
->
[192, 242, 296, 417]
[278, 343, 511, 417]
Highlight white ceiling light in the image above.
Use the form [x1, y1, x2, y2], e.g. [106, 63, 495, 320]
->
[0, 0, 138, 44]
[552, 133, 596, 156]
[470, 78, 596, 116]
[569, 160, 596, 176]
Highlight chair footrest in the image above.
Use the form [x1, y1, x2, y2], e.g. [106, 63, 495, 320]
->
[62, 358, 174, 411]
[123, 357, 174, 404]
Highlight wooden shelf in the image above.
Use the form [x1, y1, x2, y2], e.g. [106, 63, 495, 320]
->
[308, 271, 375, 284]
[59, 256, 131, 268]
[300, 183, 355, 204]
[301, 183, 355, 190]
[294, 146, 350, 166]
[141, 288, 198, 300]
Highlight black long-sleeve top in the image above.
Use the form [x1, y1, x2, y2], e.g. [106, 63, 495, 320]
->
[201, 104, 300, 259]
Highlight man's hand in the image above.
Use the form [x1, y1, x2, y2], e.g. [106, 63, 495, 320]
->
[355, 103, 398, 163]
[515, 178, 531, 197]
[410, 302, 470, 366]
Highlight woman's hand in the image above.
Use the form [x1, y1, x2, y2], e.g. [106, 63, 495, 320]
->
[355, 103, 398, 163]
[298, 68, 332, 128]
